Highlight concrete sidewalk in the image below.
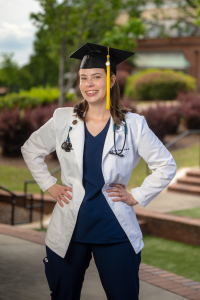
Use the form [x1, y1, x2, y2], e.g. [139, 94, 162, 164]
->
[136, 190, 200, 213]
[0, 233, 188, 300]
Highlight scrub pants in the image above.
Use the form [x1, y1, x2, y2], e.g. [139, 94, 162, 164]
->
[43, 240, 141, 300]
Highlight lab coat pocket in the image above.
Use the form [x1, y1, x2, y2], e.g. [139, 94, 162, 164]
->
[43, 257, 55, 292]
[46, 202, 68, 245]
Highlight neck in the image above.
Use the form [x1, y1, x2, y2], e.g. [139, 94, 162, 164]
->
[86, 99, 111, 121]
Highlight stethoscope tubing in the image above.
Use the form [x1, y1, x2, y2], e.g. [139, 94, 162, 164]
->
[61, 117, 127, 157]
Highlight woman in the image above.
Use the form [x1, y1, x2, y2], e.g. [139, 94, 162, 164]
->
[21, 43, 177, 300]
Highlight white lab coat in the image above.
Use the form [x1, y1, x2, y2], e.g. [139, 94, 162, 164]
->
[21, 107, 177, 258]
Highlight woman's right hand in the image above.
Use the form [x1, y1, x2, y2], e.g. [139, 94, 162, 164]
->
[47, 184, 72, 207]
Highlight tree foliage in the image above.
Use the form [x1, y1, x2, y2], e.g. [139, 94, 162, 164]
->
[30, 0, 144, 106]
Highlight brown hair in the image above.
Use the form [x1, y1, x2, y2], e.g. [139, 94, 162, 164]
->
[73, 71, 131, 126]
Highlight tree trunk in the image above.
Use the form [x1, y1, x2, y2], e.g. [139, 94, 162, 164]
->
[58, 41, 66, 108]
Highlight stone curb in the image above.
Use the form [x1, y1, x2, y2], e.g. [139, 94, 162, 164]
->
[134, 208, 200, 247]
[140, 263, 200, 299]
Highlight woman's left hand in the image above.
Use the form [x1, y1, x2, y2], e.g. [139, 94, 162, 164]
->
[106, 183, 138, 206]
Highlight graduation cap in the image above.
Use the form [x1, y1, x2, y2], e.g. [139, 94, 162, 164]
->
[70, 43, 135, 109]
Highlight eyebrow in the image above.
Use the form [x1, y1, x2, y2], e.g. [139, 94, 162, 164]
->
[80, 73, 102, 76]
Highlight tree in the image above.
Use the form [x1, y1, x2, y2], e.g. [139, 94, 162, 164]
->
[0, 53, 19, 91]
[23, 29, 59, 88]
[30, 0, 144, 107]
[147, 0, 200, 36]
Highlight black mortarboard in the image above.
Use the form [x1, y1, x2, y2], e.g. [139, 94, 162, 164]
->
[69, 43, 135, 75]
[70, 43, 135, 109]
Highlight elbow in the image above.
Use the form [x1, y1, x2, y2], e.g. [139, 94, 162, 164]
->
[168, 160, 177, 181]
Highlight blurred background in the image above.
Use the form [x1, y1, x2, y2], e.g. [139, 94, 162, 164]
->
[0, 0, 200, 299]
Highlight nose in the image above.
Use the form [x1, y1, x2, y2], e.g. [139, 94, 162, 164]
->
[86, 79, 94, 87]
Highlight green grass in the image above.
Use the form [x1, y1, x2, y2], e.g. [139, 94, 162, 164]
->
[0, 142, 199, 193]
[128, 142, 199, 190]
[170, 207, 200, 219]
[0, 164, 62, 194]
[35, 228, 47, 232]
[171, 143, 199, 170]
[142, 236, 200, 282]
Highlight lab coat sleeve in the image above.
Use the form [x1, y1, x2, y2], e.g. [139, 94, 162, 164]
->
[21, 112, 57, 193]
[131, 116, 177, 207]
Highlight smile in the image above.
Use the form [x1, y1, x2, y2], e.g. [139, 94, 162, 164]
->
[85, 90, 98, 96]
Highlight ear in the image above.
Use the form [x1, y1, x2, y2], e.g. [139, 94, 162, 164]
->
[110, 74, 116, 88]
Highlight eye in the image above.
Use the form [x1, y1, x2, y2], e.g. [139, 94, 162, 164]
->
[94, 76, 101, 79]
[80, 77, 86, 80]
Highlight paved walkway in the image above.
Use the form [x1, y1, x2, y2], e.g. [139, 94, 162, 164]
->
[0, 233, 189, 300]
[136, 190, 200, 213]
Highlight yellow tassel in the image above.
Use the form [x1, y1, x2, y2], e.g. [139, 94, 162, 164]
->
[106, 46, 110, 110]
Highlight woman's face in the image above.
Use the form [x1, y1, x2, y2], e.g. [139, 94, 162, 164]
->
[79, 68, 108, 105]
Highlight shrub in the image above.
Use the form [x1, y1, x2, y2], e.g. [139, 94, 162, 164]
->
[20, 86, 59, 105]
[0, 102, 74, 157]
[139, 103, 181, 142]
[0, 93, 40, 110]
[0, 108, 33, 156]
[122, 98, 137, 113]
[177, 93, 200, 129]
[124, 69, 196, 101]
[0, 86, 77, 110]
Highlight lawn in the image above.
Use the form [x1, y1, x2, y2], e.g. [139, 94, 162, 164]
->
[170, 207, 200, 219]
[0, 164, 62, 195]
[0, 142, 199, 193]
[142, 236, 200, 282]
[128, 142, 199, 190]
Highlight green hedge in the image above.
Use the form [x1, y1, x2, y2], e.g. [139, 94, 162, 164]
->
[0, 86, 76, 109]
[124, 69, 197, 100]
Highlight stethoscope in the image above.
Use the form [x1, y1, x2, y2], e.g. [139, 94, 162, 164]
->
[61, 117, 127, 157]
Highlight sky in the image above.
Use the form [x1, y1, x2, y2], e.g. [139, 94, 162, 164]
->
[0, 0, 42, 66]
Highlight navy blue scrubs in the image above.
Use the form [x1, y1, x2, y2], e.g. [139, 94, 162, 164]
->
[72, 118, 129, 243]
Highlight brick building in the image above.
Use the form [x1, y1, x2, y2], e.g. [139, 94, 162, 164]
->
[136, 36, 200, 90]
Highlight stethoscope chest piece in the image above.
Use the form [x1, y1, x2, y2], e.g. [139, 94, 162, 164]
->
[61, 126, 73, 152]
[61, 141, 72, 152]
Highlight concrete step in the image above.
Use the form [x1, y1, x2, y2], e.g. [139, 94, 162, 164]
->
[168, 183, 200, 196]
[178, 176, 200, 186]
[187, 170, 200, 178]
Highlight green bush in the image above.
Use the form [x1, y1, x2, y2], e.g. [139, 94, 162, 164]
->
[124, 69, 197, 101]
[0, 86, 77, 110]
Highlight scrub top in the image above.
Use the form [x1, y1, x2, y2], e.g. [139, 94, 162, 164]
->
[72, 118, 129, 243]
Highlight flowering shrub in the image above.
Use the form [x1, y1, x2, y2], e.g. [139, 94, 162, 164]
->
[124, 69, 196, 101]
[0, 102, 74, 157]
[122, 98, 137, 113]
[139, 104, 181, 142]
[177, 93, 200, 129]
[0, 108, 33, 156]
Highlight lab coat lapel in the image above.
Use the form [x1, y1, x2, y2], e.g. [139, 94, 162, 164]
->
[102, 116, 121, 162]
[68, 115, 85, 178]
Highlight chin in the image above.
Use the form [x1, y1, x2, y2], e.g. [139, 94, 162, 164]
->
[86, 97, 102, 104]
